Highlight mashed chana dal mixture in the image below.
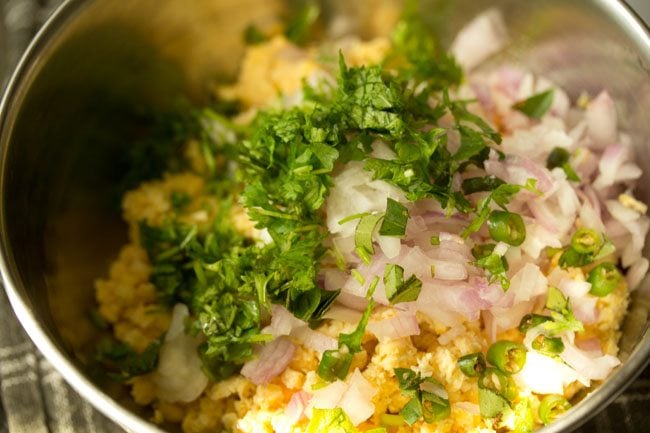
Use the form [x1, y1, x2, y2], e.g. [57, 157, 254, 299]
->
[93, 4, 649, 433]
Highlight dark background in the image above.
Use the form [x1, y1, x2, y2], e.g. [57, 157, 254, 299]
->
[0, 0, 649, 432]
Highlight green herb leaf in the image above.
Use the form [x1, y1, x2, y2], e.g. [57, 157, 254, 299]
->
[284, 2, 320, 45]
[379, 198, 409, 236]
[306, 407, 387, 433]
[96, 339, 162, 381]
[383, 264, 422, 304]
[355, 213, 384, 264]
[513, 89, 555, 119]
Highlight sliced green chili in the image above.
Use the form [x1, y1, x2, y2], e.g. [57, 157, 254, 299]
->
[486, 340, 527, 375]
[539, 394, 571, 425]
[317, 348, 353, 382]
[421, 387, 451, 423]
[571, 228, 603, 255]
[478, 387, 511, 419]
[588, 262, 622, 297]
[487, 210, 526, 246]
[518, 314, 552, 333]
[532, 334, 565, 356]
[479, 367, 518, 402]
[458, 352, 487, 377]
[546, 147, 580, 182]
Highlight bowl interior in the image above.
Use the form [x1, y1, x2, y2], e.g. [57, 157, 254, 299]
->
[1, 0, 649, 431]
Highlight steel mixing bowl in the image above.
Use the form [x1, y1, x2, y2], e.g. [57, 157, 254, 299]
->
[0, 0, 649, 432]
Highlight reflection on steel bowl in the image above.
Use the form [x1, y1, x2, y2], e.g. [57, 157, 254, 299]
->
[0, 1, 649, 433]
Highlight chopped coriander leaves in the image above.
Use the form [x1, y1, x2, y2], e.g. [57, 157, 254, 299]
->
[379, 198, 409, 236]
[307, 408, 387, 433]
[512, 89, 554, 119]
[318, 278, 377, 381]
[383, 264, 422, 304]
[472, 243, 510, 290]
[96, 339, 161, 381]
[394, 368, 451, 424]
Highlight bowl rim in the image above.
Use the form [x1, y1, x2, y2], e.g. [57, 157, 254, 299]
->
[0, 1, 648, 433]
[0, 1, 166, 431]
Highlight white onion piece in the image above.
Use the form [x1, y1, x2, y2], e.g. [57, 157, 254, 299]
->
[586, 91, 618, 149]
[438, 324, 465, 346]
[510, 263, 548, 303]
[559, 279, 591, 298]
[431, 260, 468, 281]
[286, 391, 310, 425]
[414, 301, 465, 327]
[336, 292, 370, 311]
[593, 144, 626, 190]
[154, 304, 208, 403]
[420, 380, 449, 400]
[455, 402, 480, 415]
[377, 234, 401, 259]
[323, 304, 363, 323]
[338, 370, 377, 425]
[515, 351, 585, 395]
[307, 380, 348, 414]
[266, 305, 337, 353]
[487, 300, 535, 338]
[520, 222, 562, 260]
[559, 334, 620, 382]
[321, 268, 348, 292]
[308, 370, 377, 426]
[367, 312, 420, 340]
[326, 162, 405, 237]
[450, 9, 508, 71]
[292, 326, 338, 353]
[627, 258, 649, 290]
[266, 304, 306, 337]
[241, 336, 296, 385]
[606, 199, 641, 223]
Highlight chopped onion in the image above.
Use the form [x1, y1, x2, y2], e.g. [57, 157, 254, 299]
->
[515, 351, 584, 395]
[438, 324, 466, 346]
[154, 304, 208, 403]
[377, 234, 401, 259]
[241, 336, 296, 385]
[291, 326, 338, 353]
[450, 9, 508, 71]
[559, 334, 620, 382]
[338, 370, 377, 425]
[323, 305, 363, 323]
[266, 305, 337, 353]
[286, 391, 310, 425]
[367, 312, 420, 339]
[455, 402, 480, 415]
[431, 260, 468, 281]
[308, 369, 377, 426]
[586, 91, 618, 149]
[627, 258, 649, 290]
[510, 263, 548, 303]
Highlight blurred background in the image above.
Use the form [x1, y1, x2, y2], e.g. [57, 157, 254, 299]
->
[0, 0, 649, 432]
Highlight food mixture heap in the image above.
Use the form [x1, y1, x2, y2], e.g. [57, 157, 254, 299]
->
[93, 5, 649, 433]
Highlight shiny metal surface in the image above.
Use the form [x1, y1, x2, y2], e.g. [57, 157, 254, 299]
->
[0, 1, 648, 432]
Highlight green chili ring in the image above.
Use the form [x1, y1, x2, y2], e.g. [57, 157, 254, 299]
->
[487, 210, 526, 246]
[458, 352, 487, 377]
[539, 394, 572, 425]
[571, 228, 603, 254]
[479, 367, 518, 402]
[588, 262, 622, 297]
[486, 340, 527, 375]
